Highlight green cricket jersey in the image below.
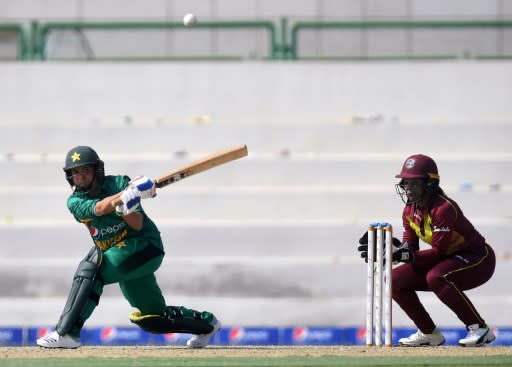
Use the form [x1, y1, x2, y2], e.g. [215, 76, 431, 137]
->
[66, 175, 162, 252]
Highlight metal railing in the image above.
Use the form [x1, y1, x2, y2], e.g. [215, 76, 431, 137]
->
[0, 23, 28, 60]
[289, 19, 512, 60]
[30, 20, 279, 60]
[2, 19, 512, 61]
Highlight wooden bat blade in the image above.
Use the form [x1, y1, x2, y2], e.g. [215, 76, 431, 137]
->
[111, 144, 247, 208]
[156, 144, 248, 188]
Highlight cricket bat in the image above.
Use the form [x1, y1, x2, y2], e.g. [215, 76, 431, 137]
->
[111, 144, 248, 207]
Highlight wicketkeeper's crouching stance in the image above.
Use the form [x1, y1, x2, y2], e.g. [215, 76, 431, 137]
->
[37, 146, 220, 349]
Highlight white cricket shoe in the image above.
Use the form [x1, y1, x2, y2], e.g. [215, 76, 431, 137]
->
[459, 324, 496, 347]
[37, 330, 81, 349]
[399, 328, 445, 347]
[186, 319, 221, 348]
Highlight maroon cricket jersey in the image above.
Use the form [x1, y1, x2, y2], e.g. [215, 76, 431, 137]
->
[401, 193, 487, 267]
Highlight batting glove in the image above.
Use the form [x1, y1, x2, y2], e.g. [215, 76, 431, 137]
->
[130, 175, 156, 199]
[116, 186, 141, 215]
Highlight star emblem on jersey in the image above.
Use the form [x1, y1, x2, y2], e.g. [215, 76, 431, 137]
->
[405, 158, 415, 169]
[71, 152, 81, 162]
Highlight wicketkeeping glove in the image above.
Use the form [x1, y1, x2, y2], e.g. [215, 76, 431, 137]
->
[357, 231, 402, 263]
[392, 243, 415, 263]
[129, 175, 156, 199]
[115, 186, 141, 216]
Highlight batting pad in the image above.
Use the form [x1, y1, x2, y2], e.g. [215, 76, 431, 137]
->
[129, 310, 212, 335]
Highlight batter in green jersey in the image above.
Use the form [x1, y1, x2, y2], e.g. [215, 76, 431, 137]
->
[37, 146, 220, 349]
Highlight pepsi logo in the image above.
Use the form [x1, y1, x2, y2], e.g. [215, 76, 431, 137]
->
[36, 327, 51, 339]
[89, 226, 100, 238]
[164, 333, 180, 342]
[292, 327, 308, 341]
[357, 327, 367, 341]
[100, 326, 116, 342]
[228, 327, 245, 343]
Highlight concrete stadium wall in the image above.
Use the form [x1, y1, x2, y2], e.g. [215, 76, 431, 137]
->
[2, 61, 512, 125]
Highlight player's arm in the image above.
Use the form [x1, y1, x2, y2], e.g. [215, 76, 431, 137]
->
[94, 192, 122, 216]
[430, 205, 460, 255]
[116, 176, 156, 228]
[409, 205, 457, 266]
[93, 192, 143, 230]
[94, 178, 151, 231]
[402, 214, 420, 251]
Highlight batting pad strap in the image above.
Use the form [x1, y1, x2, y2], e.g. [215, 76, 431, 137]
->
[129, 311, 161, 323]
[129, 310, 213, 335]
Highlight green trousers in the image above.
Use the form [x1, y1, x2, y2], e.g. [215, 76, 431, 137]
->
[69, 239, 214, 337]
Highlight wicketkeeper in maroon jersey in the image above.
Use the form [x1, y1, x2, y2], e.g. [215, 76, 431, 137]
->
[388, 154, 496, 347]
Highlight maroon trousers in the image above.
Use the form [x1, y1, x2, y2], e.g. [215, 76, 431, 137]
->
[392, 244, 495, 333]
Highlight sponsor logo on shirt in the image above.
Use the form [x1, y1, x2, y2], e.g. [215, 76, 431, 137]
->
[433, 225, 450, 232]
[89, 222, 129, 251]
[94, 230, 129, 251]
[89, 222, 127, 239]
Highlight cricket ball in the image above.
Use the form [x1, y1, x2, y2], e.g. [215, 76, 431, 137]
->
[183, 13, 197, 27]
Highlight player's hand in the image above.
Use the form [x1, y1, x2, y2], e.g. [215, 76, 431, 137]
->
[116, 186, 141, 215]
[357, 232, 370, 262]
[130, 175, 156, 199]
[357, 231, 402, 263]
[392, 244, 415, 263]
